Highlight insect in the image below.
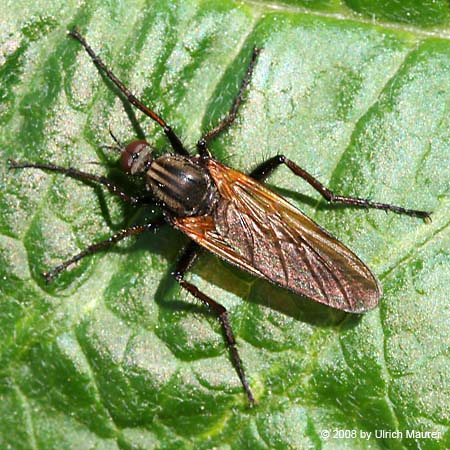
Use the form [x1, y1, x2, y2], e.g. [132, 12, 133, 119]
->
[9, 29, 431, 406]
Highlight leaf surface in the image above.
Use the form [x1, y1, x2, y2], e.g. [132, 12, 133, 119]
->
[1, 1, 449, 449]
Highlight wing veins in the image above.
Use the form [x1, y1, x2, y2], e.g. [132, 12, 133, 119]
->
[268, 215, 290, 286]
[174, 159, 380, 312]
[287, 220, 353, 309]
[272, 211, 343, 304]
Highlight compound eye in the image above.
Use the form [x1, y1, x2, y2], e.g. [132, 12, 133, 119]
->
[121, 140, 150, 172]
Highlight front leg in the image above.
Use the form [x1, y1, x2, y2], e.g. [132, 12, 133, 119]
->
[69, 29, 189, 157]
[197, 47, 261, 157]
[172, 241, 256, 406]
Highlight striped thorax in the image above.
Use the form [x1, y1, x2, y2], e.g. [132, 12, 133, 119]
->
[146, 154, 218, 217]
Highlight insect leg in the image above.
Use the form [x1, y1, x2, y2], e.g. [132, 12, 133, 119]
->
[9, 160, 147, 206]
[43, 218, 165, 282]
[197, 48, 261, 156]
[172, 241, 256, 406]
[69, 29, 189, 157]
[250, 155, 431, 220]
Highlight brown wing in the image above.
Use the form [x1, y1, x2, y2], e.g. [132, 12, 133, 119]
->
[173, 159, 381, 313]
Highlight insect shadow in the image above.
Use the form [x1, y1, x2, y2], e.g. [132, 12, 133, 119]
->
[9, 29, 430, 406]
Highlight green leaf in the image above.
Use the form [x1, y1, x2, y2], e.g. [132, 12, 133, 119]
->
[1, 1, 448, 449]
[343, 0, 450, 27]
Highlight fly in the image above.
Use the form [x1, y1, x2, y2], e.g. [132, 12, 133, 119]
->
[9, 29, 431, 406]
